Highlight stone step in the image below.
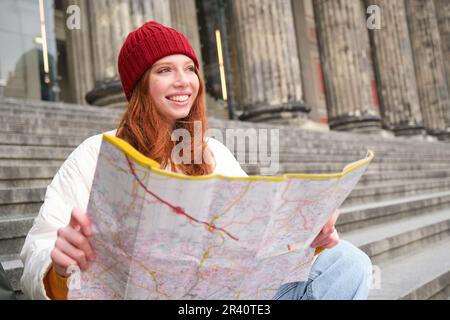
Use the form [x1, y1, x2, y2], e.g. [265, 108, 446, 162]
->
[236, 151, 450, 164]
[0, 214, 36, 257]
[0, 145, 73, 160]
[1, 171, 449, 210]
[224, 140, 450, 158]
[0, 147, 447, 176]
[2, 130, 448, 160]
[0, 129, 447, 161]
[2, 145, 449, 170]
[0, 132, 88, 147]
[0, 115, 116, 132]
[0, 257, 24, 292]
[0, 160, 447, 188]
[428, 285, 450, 300]
[2, 139, 448, 164]
[337, 191, 450, 232]
[0, 97, 123, 117]
[0, 215, 35, 240]
[341, 208, 450, 265]
[0, 106, 121, 124]
[2, 99, 449, 155]
[0, 166, 59, 180]
[367, 236, 450, 300]
[0, 187, 46, 205]
[0, 159, 65, 166]
[224, 130, 449, 149]
[0, 164, 57, 188]
[244, 161, 450, 175]
[0, 179, 52, 189]
[358, 170, 450, 185]
[3, 167, 447, 190]
[236, 143, 450, 158]
[210, 119, 450, 148]
[0, 236, 26, 258]
[302, 162, 449, 172]
[244, 136, 450, 155]
[0, 121, 114, 136]
[4, 167, 449, 191]
[344, 177, 450, 206]
[2, 97, 448, 153]
[0, 121, 446, 155]
[0, 203, 42, 218]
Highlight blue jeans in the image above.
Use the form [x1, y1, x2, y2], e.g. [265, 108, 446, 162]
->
[273, 240, 372, 300]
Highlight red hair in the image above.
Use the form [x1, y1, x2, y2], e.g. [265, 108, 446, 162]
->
[116, 68, 213, 176]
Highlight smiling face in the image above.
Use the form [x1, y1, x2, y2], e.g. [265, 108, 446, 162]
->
[148, 54, 200, 125]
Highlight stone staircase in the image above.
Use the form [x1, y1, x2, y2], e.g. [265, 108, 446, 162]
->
[1, 97, 450, 300]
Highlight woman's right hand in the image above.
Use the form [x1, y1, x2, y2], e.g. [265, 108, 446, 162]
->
[51, 208, 96, 277]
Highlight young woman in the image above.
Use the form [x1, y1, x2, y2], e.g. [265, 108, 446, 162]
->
[20, 21, 372, 300]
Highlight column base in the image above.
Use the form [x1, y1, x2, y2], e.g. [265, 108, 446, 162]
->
[427, 129, 450, 141]
[390, 124, 426, 137]
[238, 102, 310, 123]
[328, 115, 382, 133]
[85, 79, 127, 108]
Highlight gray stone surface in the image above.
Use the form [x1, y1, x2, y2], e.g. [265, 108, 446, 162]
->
[368, 237, 450, 300]
[342, 208, 450, 261]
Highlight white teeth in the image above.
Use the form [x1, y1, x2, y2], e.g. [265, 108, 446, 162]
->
[168, 95, 189, 102]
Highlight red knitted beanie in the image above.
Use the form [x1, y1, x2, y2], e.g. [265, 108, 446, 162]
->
[118, 21, 199, 101]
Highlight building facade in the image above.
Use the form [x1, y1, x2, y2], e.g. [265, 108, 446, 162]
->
[0, 0, 449, 139]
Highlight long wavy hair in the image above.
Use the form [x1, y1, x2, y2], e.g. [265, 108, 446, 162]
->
[116, 67, 213, 176]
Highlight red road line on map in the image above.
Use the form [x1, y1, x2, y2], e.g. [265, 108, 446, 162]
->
[125, 156, 239, 241]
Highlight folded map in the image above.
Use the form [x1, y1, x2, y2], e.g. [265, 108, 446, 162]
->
[68, 134, 374, 299]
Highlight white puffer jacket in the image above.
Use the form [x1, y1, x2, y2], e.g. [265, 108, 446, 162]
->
[20, 130, 248, 299]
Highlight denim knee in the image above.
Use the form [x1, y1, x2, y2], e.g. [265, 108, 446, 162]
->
[323, 240, 372, 279]
[330, 240, 371, 270]
[308, 240, 373, 299]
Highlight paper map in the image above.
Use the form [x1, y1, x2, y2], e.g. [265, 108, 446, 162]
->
[68, 134, 373, 299]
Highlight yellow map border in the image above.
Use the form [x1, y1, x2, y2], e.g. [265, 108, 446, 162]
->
[103, 134, 374, 181]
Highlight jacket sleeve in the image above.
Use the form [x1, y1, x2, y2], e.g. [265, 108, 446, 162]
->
[19, 134, 101, 300]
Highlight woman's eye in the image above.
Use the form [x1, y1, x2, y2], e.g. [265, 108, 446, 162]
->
[187, 66, 195, 72]
[158, 68, 170, 73]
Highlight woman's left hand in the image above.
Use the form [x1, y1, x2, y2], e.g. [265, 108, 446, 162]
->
[310, 209, 340, 249]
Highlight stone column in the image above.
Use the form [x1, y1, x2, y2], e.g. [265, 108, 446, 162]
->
[230, 0, 309, 122]
[169, 0, 203, 71]
[434, 0, 450, 93]
[406, 0, 450, 139]
[367, 0, 424, 136]
[84, 0, 171, 107]
[63, 0, 95, 105]
[313, 0, 381, 132]
[291, 0, 328, 124]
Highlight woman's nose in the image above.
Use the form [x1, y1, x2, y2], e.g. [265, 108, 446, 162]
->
[173, 70, 189, 86]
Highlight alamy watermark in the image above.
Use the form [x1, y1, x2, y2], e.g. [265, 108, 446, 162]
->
[64, 4, 381, 31]
[171, 121, 280, 175]
[66, 5, 80, 30]
[370, 264, 382, 290]
[66, 264, 82, 290]
[367, 5, 381, 30]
